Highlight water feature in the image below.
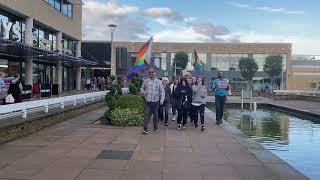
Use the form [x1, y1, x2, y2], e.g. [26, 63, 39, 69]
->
[211, 107, 320, 180]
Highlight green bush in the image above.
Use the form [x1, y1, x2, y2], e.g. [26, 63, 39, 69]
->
[116, 87, 123, 95]
[110, 108, 144, 126]
[105, 94, 117, 110]
[103, 109, 112, 124]
[129, 83, 137, 95]
[116, 94, 144, 113]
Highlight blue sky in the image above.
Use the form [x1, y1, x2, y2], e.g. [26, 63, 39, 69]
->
[83, 0, 320, 54]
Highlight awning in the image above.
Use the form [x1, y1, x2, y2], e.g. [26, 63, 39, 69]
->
[0, 38, 97, 66]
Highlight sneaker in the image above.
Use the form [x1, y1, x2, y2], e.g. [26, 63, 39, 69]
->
[201, 125, 205, 131]
[143, 130, 148, 134]
[165, 123, 169, 126]
[195, 124, 198, 128]
[182, 126, 186, 129]
[177, 124, 182, 130]
[172, 116, 176, 122]
[154, 129, 159, 132]
[216, 121, 220, 125]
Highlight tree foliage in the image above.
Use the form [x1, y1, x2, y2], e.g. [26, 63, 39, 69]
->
[173, 51, 189, 69]
[263, 55, 283, 78]
[238, 57, 258, 82]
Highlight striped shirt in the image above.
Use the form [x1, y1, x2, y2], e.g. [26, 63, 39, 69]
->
[141, 78, 165, 103]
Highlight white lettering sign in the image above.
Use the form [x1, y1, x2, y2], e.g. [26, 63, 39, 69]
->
[0, 19, 22, 42]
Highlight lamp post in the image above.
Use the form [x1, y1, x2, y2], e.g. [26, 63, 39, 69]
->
[108, 24, 117, 75]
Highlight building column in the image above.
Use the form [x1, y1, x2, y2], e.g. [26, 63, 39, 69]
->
[111, 45, 116, 75]
[76, 41, 81, 90]
[24, 17, 33, 85]
[56, 31, 63, 92]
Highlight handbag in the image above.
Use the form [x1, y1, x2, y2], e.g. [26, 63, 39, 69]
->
[5, 94, 14, 104]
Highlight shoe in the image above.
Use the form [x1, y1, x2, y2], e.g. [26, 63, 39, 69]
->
[201, 125, 205, 131]
[165, 123, 169, 126]
[154, 129, 159, 132]
[220, 120, 223, 124]
[143, 130, 148, 134]
[177, 124, 182, 130]
[195, 124, 198, 128]
[182, 126, 186, 129]
[172, 116, 176, 122]
[216, 121, 220, 125]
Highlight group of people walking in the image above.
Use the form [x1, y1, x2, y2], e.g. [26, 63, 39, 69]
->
[141, 68, 229, 134]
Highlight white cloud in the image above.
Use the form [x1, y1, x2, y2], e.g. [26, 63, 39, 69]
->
[153, 27, 211, 42]
[84, 1, 139, 16]
[226, 1, 305, 15]
[184, 17, 198, 23]
[154, 18, 169, 26]
[143, 7, 175, 17]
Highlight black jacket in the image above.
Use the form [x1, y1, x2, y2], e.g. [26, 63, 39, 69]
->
[174, 84, 192, 109]
[8, 79, 22, 99]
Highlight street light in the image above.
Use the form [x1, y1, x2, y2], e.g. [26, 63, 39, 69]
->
[108, 24, 117, 75]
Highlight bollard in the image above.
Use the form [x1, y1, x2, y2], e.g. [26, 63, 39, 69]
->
[61, 101, 64, 109]
[22, 109, 27, 118]
[44, 105, 49, 113]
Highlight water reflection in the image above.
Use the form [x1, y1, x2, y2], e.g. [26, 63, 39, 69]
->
[220, 108, 320, 179]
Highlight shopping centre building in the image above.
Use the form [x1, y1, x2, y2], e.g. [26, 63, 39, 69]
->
[0, 0, 95, 94]
[112, 42, 291, 91]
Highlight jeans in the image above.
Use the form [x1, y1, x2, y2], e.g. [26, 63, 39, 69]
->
[159, 101, 169, 123]
[177, 105, 188, 126]
[144, 101, 159, 131]
[215, 95, 226, 122]
[193, 104, 205, 125]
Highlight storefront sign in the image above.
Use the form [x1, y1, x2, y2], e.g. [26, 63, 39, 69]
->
[41, 84, 51, 97]
[0, 19, 22, 42]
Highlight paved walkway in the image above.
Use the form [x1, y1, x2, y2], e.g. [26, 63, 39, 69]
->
[0, 107, 307, 180]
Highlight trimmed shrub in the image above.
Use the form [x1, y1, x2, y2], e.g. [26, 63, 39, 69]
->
[129, 83, 137, 95]
[105, 94, 116, 110]
[116, 94, 144, 113]
[110, 108, 144, 126]
[103, 109, 112, 124]
[116, 87, 123, 95]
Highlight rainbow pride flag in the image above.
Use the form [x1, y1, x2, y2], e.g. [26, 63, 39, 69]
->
[193, 49, 205, 76]
[125, 37, 153, 80]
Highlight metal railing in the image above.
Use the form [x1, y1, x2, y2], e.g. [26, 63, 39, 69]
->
[0, 91, 107, 120]
[274, 90, 320, 96]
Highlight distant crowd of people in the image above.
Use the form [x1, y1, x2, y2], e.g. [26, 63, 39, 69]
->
[82, 77, 116, 91]
[0, 72, 23, 104]
[141, 68, 230, 134]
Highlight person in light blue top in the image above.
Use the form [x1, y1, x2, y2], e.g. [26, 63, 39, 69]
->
[212, 71, 229, 125]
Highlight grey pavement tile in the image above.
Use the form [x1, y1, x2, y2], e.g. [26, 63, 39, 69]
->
[76, 169, 124, 180]
[0, 165, 42, 179]
[235, 165, 280, 180]
[265, 163, 309, 180]
[31, 166, 83, 180]
[104, 144, 137, 151]
[96, 150, 133, 160]
[88, 159, 128, 170]
[125, 160, 163, 173]
[249, 150, 284, 164]
[131, 151, 163, 161]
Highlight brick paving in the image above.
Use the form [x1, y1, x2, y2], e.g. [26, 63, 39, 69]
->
[0, 105, 308, 180]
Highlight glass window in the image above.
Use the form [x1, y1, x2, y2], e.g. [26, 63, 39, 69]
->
[212, 54, 229, 71]
[52, 34, 56, 51]
[38, 28, 45, 48]
[54, 0, 61, 11]
[187, 52, 193, 71]
[32, 26, 39, 47]
[229, 54, 248, 70]
[0, 59, 9, 76]
[62, 4, 68, 16]
[170, 53, 176, 67]
[67, 4, 72, 17]
[48, 0, 54, 7]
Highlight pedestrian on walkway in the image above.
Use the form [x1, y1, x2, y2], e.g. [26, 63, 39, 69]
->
[8, 73, 23, 103]
[0, 72, 13, 105]
[192, 77, 207, 131]
[212, 72, 229, 125]
[176, 79, 192, 130]
[187, 76, 195, 123]
[159, 77, 171, 126]
[141, 68, 164, 134]
[170, 77, 179, 122]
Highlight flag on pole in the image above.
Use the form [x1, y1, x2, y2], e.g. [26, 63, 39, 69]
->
[125, 36, 153, 80]
[193, 49, 205, 76]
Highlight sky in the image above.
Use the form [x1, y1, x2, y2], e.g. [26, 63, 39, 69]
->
[82, 0, 320, 54]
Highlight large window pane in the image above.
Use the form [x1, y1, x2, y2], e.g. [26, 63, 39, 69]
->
[62, 4, 68, 16]
[54, 0, 61, 11]
[161, 53, 166, 70]
[48, 0, 54, 7]
[67, 4, 72, 17]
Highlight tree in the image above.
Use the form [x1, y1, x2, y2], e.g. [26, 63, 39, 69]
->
[263, 55, 283, 92]
[172, 51, 189, 70]
[238, 57, 258, 90]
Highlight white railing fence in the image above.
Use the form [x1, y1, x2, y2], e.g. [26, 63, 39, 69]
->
[0, 91, 107, 120]
[274, 90, 320, 96]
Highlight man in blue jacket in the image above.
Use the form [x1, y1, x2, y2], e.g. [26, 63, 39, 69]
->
[212, 72, 229, 125]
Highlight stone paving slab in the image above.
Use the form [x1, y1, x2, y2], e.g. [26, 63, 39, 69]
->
[0, 106, 309, 180]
